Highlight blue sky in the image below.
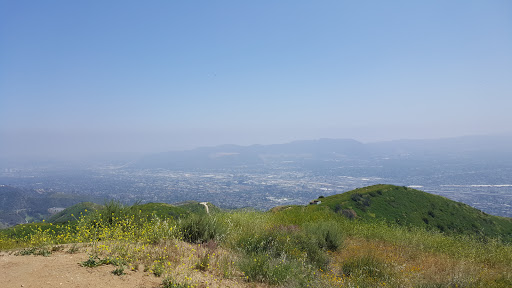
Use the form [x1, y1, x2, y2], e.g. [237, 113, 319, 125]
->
[1, 1, 511, 158]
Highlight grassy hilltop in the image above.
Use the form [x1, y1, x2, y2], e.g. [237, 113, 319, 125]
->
[310, 184, 512, 239]
[1, 185, 511, 287]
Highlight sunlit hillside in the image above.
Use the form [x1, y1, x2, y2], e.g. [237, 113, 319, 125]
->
[1, 185, 511, 287]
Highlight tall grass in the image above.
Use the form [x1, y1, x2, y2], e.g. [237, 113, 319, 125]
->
[1, 203, 511, 287]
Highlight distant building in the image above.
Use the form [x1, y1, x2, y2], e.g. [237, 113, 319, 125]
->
[309, 200, 321, 205]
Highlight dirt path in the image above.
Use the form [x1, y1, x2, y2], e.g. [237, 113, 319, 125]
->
[0, 251, 162, 288]
[199, 202, 209, 214]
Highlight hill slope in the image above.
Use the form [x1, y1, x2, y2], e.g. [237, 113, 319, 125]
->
[48, 201, 220, 224]
[2, 185, 512, 287]
[314, 184, 512, 239]
[48, 202, 104, 223]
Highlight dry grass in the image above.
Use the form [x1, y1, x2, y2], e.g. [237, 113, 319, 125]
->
[2, 205, 511, 287]
[326, 237, 512, 287]
[87, 239, 257, 288]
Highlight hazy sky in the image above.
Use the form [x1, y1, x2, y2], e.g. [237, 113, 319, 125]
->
[1, 1, 511, 158]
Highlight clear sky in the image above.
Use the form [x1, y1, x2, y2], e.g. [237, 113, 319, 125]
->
[1, 1, 511, 159]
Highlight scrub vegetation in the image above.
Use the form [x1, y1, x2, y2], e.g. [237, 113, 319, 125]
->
[316, 185, 512, 240]
[1, 185, 511, 287]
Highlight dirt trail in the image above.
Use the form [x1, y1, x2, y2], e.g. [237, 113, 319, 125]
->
[199, 202, 209, 214]
[0, 251, 162, 288]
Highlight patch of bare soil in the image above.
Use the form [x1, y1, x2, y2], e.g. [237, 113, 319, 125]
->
[0, 251, 162, 288]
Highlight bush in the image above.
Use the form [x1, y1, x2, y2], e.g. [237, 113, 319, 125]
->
[81, 256, 110, 267]
[341, 254, 391, 280]
[304, 220, 344, 251]
[237, 224, 330, 269]
[75, 203, 177, 244]
[162, 277, 191, 288]
[151, 262, 165, 276]
[237, 230, 284, 257]
[351, 193, 363, 202]
[179, 214, 222, 243]
[239, 253, 295, 285]
[341, 209, 357, 220]
[111, 266, 125, 276]
[77, 201, 146, 236]
[15, 247, 51, 257]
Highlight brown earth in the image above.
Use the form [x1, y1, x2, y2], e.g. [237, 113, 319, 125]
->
[0, 251, 162, 288]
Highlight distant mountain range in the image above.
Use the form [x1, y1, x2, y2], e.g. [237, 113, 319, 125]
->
[133, 134, 512, 169]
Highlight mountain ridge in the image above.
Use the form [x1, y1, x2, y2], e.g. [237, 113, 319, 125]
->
[133, 134, 512, 169]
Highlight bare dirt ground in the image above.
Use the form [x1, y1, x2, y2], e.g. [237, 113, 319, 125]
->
[0, 251, 162, 288]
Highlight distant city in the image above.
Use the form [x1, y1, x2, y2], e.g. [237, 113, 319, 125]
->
[1, 136, 511, 227]
[1, 165, 511, 217]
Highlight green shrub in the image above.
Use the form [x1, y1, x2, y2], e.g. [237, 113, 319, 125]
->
[237, 230, 282, 256]
[303, 220, 343, 251]
[81, 256, 108, 267]
[15, 247, 51, 257]
[111, 266, 125, 276]
[81, 255, 126, 268]
[77, 201, 135, 237]
[341, 209, 358, 220]
[239, 254, 295, 285]
[334, 203, 343, 213]
[151, 262, 165, 277]
[294, 233, 329, 269]
[341, 254, 391, 281]
[162, 277, 191, 288]
[75, 203, 177, 245]
[179, 214, 222, 243]
[106, 256, 127, 267]
[237, 224, 329, 269]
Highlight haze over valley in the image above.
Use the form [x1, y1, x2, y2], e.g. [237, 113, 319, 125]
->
[2, 134, 512, 227]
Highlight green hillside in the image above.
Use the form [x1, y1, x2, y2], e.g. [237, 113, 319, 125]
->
[134, 201, 220, 219]
[314, 184, 512, 239]
[1, 186, 512, 287]
[136, 202, 191, 219]
[48, 201, 219, 224]
[49, 202, 103, 223]
[174, 200, 222, 214]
